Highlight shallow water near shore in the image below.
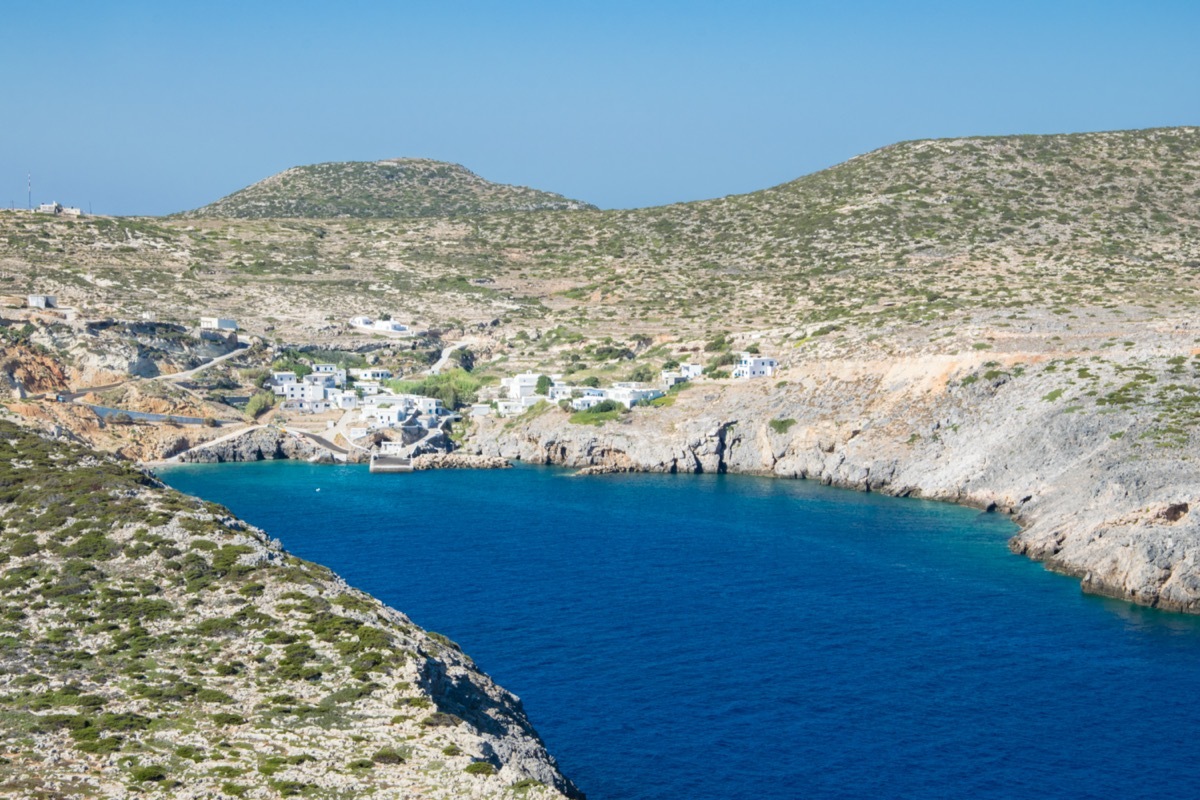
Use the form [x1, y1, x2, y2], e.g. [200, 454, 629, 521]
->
[159, 461, 1200, 799]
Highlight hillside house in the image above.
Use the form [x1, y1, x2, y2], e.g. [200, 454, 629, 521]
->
[732, 354, 778, 379]
[270, 371, 298, 394]
[605, 382, 664, 408]
[200, 317, 238, 331]
[680, 363, 703, 379]
[349, 367, 392, 382]
[312, 364, 346, 387]
[501, 372, 543, 400]
[27, 294, 56, 309]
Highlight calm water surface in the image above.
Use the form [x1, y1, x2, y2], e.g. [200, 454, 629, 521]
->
[159, 461, 1200, 800]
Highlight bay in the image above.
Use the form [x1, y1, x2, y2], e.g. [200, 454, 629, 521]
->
[159, 461, 1200, 800]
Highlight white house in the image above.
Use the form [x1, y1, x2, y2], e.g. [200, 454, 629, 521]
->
[570, 395, 607, 411]
[680, 363, 703, 379]
[414, 397, 443, 416]
[330, 390, 359, 410]
[349, 367, 392, 382]
[35, 202, 62, 215]
[501, 373, 543, 400]
[303, 373, 337, 389]
[200, 317, 238, 331]
[661, 371, 687, 389]
[732, 354, 778, 379]
[27, 294, 56, 309]
[270, 371, 298, 395]
[362, 402, 409, 427]
[312, 364, 346, 387]
[605, 383, 664, 408]
[284, 383, 328, 403]
[349, 315, 373, 327]
[372, 320, 409, 333]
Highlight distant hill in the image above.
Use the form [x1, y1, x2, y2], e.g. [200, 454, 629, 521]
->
[181, 158, 596, 219]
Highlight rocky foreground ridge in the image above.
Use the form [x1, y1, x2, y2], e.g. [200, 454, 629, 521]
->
[0, 420, 579, 799]
[468, 312, 1200, 613]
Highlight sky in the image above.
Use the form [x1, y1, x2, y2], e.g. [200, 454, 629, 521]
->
[3, 0, 1198, 216]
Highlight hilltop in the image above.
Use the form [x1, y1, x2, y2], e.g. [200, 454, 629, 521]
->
[181, 158, 596, 219]
[0, 420, 579, 798]
[3, 127, 1198, 342]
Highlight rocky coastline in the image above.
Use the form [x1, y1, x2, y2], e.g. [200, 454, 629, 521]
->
[466, 347, 1200, 615]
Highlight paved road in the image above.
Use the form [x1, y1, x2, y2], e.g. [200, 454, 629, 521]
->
[160, 344, 249, 383]
[292, 429, 349, 456]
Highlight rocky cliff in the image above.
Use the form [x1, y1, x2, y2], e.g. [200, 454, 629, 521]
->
[176, 426, 333, 464]
[469, 318, 1200, 614]
[0, 420, 580, 798]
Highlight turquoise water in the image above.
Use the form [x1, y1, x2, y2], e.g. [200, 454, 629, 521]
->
[160, 461, 1200, 799]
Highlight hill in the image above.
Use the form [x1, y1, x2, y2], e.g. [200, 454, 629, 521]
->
[4, 127, 1199, 340]
[182, 158, 596, 219]
[0, 420, 579, 798]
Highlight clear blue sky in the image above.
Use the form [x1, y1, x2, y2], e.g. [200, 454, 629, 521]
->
[4, 0, 1198, 215]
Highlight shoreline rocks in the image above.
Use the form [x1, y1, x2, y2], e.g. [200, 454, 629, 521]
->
[412, 452, 510, 470]
[466, 355, 1200, 615]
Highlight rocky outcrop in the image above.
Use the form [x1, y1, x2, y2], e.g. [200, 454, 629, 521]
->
[179, 426, 333, 463]
[470, 350, 1200, 614]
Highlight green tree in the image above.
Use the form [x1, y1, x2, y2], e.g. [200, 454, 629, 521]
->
[535, 375, 552, 395]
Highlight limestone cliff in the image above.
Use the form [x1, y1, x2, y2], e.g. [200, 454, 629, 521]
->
[469, 340, 1200, 614]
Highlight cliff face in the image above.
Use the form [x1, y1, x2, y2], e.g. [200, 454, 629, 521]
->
[176, 426, 332, 464]
[0, 421, 579, 798]
[470, 342, 1200, 614]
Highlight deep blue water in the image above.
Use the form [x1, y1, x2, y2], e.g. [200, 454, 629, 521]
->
[159, 461, 1200, 800]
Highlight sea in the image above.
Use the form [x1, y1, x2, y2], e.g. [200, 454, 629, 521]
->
[158, 461, 1200, 800]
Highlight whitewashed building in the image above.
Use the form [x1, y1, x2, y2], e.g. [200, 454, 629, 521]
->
[27, 294, 56, 309]
[349, 367, 392, 382]
[680, 363, 703, 379]
[732, 354, 778, 379]
[200, 317, 238, 331]
[605, 382, 664, 408]
[501, 373, 543, 400]
[312, 364, 346, 387]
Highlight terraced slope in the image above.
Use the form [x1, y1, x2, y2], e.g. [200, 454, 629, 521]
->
[183, 159, 595, 219]
[0, 421, 578, 799]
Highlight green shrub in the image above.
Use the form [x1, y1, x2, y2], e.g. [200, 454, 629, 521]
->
[768, 418, 796, 434]
[212, 712, 246, 725]
[465, 761, 496, 776]
[245, 391, 276, 419]
[131, 765, 168, 782]
[372, 747, 407, 764]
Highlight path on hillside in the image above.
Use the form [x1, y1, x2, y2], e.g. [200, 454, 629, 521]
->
[427, 339, 478, 375]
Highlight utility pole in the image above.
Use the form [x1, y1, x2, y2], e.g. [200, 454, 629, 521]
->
[27, 173, 31, 210]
